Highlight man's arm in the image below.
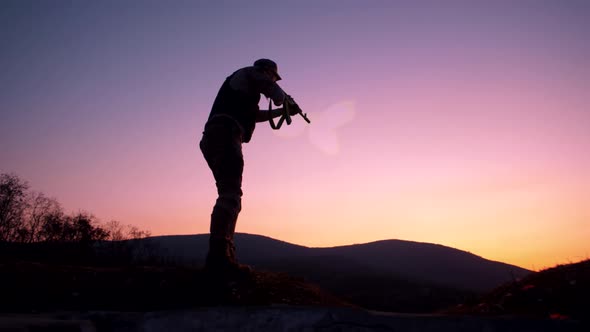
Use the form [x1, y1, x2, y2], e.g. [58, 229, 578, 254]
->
[255, 99, 303, 123]
[255, 108, 285, 122]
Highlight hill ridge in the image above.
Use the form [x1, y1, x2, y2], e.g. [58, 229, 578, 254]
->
[143, 232, 531, 292]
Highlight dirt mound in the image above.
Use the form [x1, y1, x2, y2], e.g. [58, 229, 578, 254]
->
[0, 261, 353, 312]
[444, 259, 590, 320]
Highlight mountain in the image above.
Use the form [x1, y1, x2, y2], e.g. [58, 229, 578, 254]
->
[144, 233, 531, 292]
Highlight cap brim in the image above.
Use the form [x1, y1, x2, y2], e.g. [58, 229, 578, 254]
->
[271, 69, 281, 81]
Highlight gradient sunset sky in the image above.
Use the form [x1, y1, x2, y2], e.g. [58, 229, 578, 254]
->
[1, 0, 589, 271]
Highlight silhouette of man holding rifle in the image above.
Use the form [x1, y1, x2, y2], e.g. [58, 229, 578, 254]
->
[200, 59, 306, 275]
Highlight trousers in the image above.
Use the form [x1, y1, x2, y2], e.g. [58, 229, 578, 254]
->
[199, 118, 244, 251]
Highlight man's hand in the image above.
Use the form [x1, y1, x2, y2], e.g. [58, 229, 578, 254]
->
[264, 94, 310, 127]
[288, 104, 302, 116]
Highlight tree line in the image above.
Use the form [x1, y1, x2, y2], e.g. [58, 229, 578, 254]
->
[0, 172, 150, 243]
[1, 172, 155, 264]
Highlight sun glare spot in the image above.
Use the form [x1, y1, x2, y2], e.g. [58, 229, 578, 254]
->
[308, 100, 356, 155]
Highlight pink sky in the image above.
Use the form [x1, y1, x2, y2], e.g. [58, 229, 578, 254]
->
[1, 1, 589, 270]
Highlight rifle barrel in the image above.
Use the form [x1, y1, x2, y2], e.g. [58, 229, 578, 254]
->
[300, 112, 311, 123]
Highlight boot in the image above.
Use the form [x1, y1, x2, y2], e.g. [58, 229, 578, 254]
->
[205, 236, 251, 276]
[205, 207, 251, 276]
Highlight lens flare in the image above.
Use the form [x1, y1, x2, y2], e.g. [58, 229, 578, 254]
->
[308, 100, 356, 155]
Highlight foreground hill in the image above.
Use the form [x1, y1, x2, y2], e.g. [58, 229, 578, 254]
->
[445, 259, 590, 320]
[1, 257, 587, 324]
[0, 260, 351, 312]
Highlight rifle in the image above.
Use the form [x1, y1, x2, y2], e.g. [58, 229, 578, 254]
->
[268, 95, 311, 130]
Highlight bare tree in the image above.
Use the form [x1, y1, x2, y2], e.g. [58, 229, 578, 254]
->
[39, 209, 66, 242]
[0, 173, 29, 241]
[104, 220, 151, 241]
[65, 212, 109, 243]
[104, 220, 125, 241]
[102, 220, 153, 261]
[127, 225, 151, 240]
[24, 192, 62, 243]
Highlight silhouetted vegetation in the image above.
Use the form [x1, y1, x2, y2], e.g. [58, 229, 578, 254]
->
[0, 172, 153, 265]
[445, 259, 590, 320]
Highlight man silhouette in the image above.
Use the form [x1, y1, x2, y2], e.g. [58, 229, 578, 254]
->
[200, 59, 299, 274]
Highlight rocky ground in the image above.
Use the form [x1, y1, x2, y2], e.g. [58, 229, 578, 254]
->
[1, 259, 588, 331]
[0, 260, 352, 312]
[0, 307, 585, 332]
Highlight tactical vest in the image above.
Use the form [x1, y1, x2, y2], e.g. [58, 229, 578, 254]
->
[208, 71, 260, 143]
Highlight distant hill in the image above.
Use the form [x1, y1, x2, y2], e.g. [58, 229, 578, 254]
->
[144, 233, 531, 292]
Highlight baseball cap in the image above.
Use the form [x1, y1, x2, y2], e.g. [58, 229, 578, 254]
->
[253, 58, 281, 81]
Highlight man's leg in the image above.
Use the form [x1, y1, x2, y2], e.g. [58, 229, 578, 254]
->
[209, 188, 242, 264]
[200, 123, 247, 271]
